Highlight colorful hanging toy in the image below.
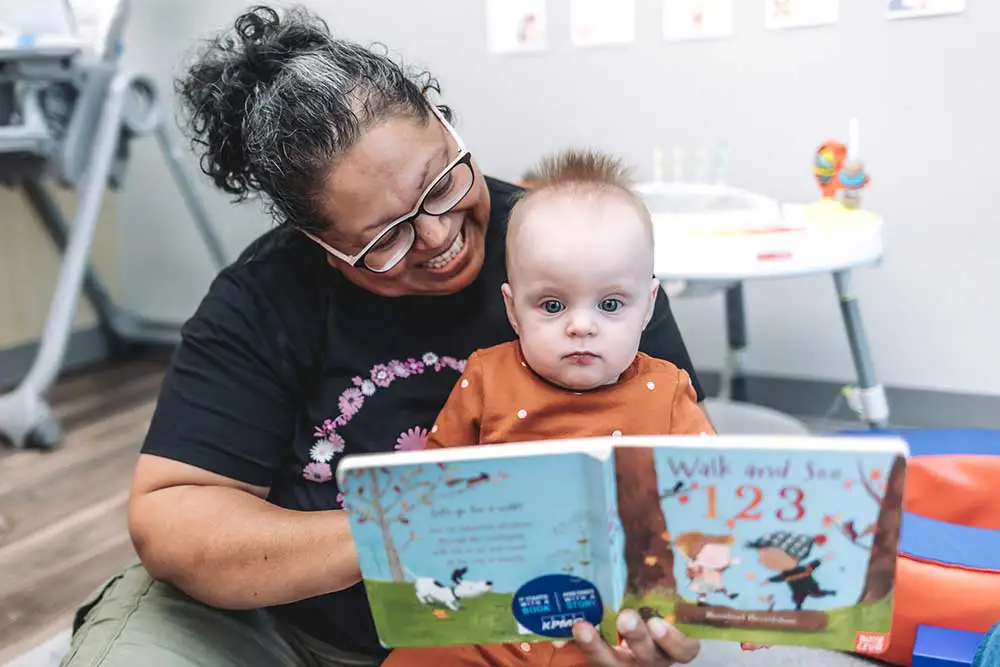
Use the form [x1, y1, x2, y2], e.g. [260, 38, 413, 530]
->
[814, 119, 869, 207]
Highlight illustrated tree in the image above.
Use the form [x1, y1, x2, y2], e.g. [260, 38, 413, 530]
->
[614, 447, 676, 595]
[340, 463, 502, 582]
[824, 455, 906, 603]
[856, 455, 907, 603]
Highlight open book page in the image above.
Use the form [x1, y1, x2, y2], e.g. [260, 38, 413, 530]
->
[338, 443, 616, 648]
[338, 434, 907, 653]
[616, 436, 907, 655]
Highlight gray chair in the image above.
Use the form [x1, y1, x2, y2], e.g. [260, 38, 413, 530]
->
[0, 0, 227, 450]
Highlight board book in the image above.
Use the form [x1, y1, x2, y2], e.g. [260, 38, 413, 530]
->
[336, 434, 908, 655]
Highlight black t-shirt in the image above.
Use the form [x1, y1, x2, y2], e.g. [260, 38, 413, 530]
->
[141, 176, 704, 656]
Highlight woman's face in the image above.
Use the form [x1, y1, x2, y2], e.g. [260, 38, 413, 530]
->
[314, 112, 491, 298]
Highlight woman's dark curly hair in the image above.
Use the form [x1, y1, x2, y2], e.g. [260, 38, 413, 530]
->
[175, 4, 450, 233]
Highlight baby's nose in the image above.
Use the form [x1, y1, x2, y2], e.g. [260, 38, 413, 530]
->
[566, 311, 596, 337]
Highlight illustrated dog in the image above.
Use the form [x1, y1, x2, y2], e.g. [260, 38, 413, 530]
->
[407, 566, 493, 611]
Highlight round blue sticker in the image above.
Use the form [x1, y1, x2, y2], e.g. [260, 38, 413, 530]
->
[511, 574, 604, 638]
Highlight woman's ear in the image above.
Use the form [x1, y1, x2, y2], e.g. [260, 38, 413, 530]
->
[643, 277, 660, 329]
[501, 283, 520, 336]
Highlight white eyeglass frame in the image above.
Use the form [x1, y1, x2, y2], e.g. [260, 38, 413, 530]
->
[299, 104, 473, 273]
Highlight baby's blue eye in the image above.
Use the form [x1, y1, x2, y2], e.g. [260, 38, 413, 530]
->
[599, 298, 623, 313]
[541, 300, 564, 314]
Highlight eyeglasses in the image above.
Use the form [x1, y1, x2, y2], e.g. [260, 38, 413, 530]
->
[301, 104, 475, 273]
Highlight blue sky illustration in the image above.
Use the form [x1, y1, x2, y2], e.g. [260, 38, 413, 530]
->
[344, 452, 615, 595]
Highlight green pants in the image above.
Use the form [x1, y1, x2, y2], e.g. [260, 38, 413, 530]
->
[61, 562, 382, 667]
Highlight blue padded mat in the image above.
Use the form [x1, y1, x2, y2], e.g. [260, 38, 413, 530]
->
[836, 427, 1000, 457]
[913, 625, 985, 667]
[900, 512, 1000, 570]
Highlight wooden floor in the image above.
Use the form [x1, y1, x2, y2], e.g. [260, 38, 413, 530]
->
[0, 358, 167, 664]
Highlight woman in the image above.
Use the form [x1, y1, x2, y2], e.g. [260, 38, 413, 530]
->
[62, 5, 705, 667]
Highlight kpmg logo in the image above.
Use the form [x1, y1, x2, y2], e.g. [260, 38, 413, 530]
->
[540, 613, 586, 632]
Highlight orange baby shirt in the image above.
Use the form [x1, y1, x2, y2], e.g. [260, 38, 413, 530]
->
[425, 340, 713, 450]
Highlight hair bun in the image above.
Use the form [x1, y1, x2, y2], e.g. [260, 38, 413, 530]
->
[232, 6, 330, 87]
[231, 7, 286, 85]
[175, 4, 333, 199]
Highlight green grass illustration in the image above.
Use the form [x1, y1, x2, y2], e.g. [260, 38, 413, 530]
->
[366, 580, 890, 652]
[364, 579, 618, 647]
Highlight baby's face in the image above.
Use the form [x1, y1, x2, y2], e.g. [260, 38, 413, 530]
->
[503, 191, 658, 391]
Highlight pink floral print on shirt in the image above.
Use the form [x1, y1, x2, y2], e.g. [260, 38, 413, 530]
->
[303, 462, 333, 483]
[370, 364, 394, 388]
[306, 352, 467, 484]
[338, 388, 364, 419]
[395, 427, 429, 452]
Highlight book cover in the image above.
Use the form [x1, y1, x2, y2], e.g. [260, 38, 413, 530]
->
[337, 435, 907, 655]
[617, 437, 907, 655]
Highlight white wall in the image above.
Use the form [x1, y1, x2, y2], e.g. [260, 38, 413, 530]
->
[116, 0, 999, 396]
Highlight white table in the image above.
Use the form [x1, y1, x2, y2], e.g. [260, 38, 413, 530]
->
[636, 182, 889, 430]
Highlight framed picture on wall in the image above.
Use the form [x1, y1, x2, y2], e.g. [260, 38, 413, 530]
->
[885, 0, 965, 20]
[765, 0, 839, 31]
[662, 0, 735, 42]
[570, 0, 636, 48]
[485, 0, 548, 54]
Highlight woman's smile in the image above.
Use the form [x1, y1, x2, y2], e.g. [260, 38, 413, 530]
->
[418, 218, 471, 274]
[419, 222, 467, 271]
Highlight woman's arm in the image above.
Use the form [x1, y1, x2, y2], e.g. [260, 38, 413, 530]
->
[129, 454, 360, 609]
[127, 265, 350, 609]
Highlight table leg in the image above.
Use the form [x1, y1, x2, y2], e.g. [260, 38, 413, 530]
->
[833, 270, 889, 428]
[723, 283, 748, 402]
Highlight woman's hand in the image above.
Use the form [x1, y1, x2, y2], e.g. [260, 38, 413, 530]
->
[571, 610, 700, 667]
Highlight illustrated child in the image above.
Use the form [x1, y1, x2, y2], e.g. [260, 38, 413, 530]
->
[747, 531, 837, 611]
[381, 148, 716, 666]
[673, 531, 740, 606]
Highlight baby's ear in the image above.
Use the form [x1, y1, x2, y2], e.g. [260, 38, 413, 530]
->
[501, 283, 519, 335]
[643, 278, 660, 329]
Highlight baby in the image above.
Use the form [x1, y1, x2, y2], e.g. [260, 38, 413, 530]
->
[383, 149, 715, 666]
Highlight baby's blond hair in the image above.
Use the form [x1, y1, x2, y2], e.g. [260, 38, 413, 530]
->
[521, 148, 635, 192]
[508, 148, 653, 274]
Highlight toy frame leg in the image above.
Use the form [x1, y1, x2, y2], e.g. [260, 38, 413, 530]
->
[0, 71, 163, 450]
[721, 283, 748, 401]
[153, 121, 228, 272]
[22, 178, 127, 355]
[833, 270, 889, 428]
[24, 125, 230, 351]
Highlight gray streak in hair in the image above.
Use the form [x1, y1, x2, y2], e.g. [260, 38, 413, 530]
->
[175, 4, 451, 234]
